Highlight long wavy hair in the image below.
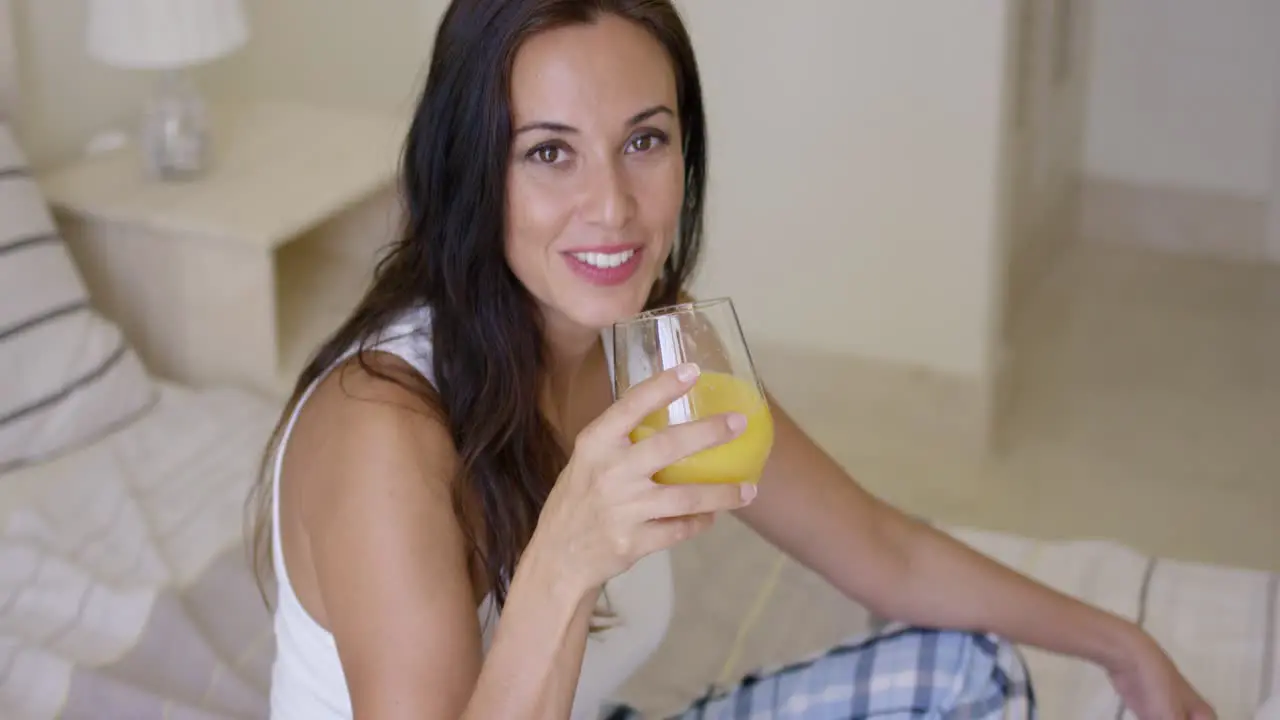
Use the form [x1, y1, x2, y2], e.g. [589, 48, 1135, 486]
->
[245, 0, 708, 615]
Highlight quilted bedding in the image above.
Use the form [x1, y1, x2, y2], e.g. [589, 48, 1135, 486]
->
[0, 383, 278, 720]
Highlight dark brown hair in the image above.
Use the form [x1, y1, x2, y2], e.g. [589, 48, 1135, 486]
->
[245, 0, 708, 614]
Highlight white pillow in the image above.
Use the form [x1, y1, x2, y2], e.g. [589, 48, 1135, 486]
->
[0, 123, 157, 474]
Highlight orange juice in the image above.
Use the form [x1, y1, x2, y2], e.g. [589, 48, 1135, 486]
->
[629, 371, 774, 484]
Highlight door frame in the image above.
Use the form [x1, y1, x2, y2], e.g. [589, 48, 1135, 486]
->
[1269, 2, 1280, 263]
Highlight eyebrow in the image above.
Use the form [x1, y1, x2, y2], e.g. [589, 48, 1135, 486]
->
[513, 104, 675, 136]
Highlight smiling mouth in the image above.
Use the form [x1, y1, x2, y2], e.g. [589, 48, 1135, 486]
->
[568, 248, 637, 269]
[562, 246, 644, 287]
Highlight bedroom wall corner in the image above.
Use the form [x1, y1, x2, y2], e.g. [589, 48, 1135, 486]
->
[7, 0, 152, 170]
[1079, 0, 1280, 265]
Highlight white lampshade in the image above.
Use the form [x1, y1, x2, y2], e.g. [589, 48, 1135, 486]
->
[86, 0, 248, 70]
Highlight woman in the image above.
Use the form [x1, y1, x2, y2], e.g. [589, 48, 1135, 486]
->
[247, 1, 1215, 718]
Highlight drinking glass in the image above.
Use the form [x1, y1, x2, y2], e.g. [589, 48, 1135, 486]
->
[611, 297, 774, 485]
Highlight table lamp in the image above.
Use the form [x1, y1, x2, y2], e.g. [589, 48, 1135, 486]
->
[86, 0, 248, 181]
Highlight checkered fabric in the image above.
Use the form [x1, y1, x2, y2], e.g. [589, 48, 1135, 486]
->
[605, 625, 1036, 719]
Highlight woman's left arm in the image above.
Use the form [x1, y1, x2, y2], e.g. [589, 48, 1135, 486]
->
[734, 394, 1214, 718]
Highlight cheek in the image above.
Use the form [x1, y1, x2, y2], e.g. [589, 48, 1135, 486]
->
[505, 173, 572, 266]
[636, 160, 686, 243]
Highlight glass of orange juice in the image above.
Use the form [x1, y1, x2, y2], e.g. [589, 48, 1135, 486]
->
[611, 297, 774, 485]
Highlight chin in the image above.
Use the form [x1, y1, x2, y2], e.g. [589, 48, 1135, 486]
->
[556, 282, 654, 332]
[568, 297, 644, 332]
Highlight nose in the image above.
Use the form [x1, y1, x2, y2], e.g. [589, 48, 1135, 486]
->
[583, 157, 635, 230]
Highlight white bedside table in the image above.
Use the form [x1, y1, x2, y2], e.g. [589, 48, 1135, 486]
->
[39, 101, 407, 398]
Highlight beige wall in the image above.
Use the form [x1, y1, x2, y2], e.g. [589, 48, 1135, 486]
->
[8, 0, 152, 169]
[9, 0, 441, 168]
[200, 0, 441, 117]
[1080, 0, 1280, 264]
[1083, 0, 1280, 198]
[677, 0, 1015, 378]
[15, 0, 1021, 381]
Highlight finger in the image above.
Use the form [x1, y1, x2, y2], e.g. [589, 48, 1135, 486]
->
[624, 411, 746, 479]
[633, 512, 716, 555]
[642, 481, 757, 521]
[1187, 695, 1216, 720]
[587, 363, 701, 443]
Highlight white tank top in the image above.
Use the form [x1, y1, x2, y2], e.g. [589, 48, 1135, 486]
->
[268, 306, 674, 720]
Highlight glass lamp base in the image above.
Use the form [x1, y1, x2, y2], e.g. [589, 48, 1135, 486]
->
[140, 70, 211, 182]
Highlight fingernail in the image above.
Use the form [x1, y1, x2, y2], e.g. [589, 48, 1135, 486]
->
[677, 363, 700, 383]
[740, 484, 758, 503]
[726, 413, 747, 434]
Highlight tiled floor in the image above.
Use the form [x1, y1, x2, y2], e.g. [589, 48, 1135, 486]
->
[814, 242, 1280, 573]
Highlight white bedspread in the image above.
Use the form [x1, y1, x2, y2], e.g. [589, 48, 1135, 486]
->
[0, 383, 279, 720]
[953, 527, 1279, 719]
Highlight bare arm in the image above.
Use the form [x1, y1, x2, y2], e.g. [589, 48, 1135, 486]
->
[735, 396, 1217, 717]
[285, 356, 593, 719]
[734, 394, 1140, 666]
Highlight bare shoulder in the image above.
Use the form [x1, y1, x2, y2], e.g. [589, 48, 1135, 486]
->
[278, 350, 483, 716]
[288, 350, 456, 489]
[283, 350, 460, 537]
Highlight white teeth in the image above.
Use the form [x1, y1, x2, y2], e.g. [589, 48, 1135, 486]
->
[572, 249, 635, 269]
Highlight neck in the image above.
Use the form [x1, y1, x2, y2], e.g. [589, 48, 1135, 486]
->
[540, 312, 605, 425]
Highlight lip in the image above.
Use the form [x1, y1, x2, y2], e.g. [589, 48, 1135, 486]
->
[562, 245, 644, 287]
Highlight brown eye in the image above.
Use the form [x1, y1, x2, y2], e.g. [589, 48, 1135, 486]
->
[534, 145, 561, 164]
[626, 131, 668, 154]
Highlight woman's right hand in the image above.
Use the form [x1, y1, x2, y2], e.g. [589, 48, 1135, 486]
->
[528, 363, 757, 598]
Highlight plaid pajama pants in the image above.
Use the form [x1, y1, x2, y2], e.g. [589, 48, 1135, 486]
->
[605, 625, 1036, 719]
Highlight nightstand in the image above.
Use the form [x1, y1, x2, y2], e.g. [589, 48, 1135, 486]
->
[39, 101, 406, 398]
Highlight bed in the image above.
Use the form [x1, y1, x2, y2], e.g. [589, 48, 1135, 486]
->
[1, 2, 1276, 717]
[0, 385, 279, 719]
[0, 5, 280, 715]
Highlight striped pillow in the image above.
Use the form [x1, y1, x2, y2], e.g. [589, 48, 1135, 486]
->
[0, 123, 156, 474]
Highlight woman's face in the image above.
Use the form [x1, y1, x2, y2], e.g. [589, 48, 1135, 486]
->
[505, 14, 685, 335]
